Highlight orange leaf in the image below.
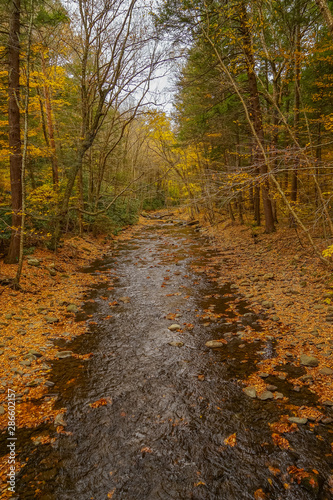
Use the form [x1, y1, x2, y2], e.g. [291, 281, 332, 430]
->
[272, 433, 290, 449]
[254, 489, 266, 499]
[89, 397, 112, 408]
[224, 433, 237, 447]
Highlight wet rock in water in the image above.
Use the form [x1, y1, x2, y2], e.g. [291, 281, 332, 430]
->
[119, 296, 130, 303]
[258, 391, 274, 400]
[300, 474, 319, 494]
[205, 340, 225, 348]
[168, 324, 181, 331]
[241, 313, 257, 326]
[55, 351, 73, 359]
[266, 385, 278, 391]
[27, 258, 40, 267]
[319, 367, 333, 375]
[168, 341, 184, 347]
[300, 354, 319, 367]
[45, 316, 59, 324]
[243, 387, 257, 398]
[66, 304, 79, 313]
[54, 413, 67, 426]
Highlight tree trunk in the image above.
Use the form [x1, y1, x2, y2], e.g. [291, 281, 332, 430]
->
[315, 0, 333, 37]
[41, 52, 59, 186]
[240, 4, 275, 233]
[290, 11, 301, 211]
[5, 0, 22, 264]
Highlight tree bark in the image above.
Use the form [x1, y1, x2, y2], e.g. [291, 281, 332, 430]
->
[5, 0, 22, 264]
[315, 0, 333, 37]
[240, 3, 275, 233]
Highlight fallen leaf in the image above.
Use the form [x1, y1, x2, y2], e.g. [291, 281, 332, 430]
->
[89, 397, 112, 408]
[224, 433, 237, 447]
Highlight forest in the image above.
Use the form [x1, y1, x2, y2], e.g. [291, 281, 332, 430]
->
[2, 0, 333, 282]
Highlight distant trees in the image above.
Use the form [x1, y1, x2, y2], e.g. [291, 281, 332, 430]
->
[154, 0, 333, 260]
[0, 0, 166, 265]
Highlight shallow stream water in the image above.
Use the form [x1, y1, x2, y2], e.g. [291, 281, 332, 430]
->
[2, 222, 333, 499]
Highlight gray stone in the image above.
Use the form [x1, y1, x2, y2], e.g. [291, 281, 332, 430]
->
[54, 413, 67, 427]
[119, 296, 130, 303]
[274, 392, 284, 399]
[45, 316, 59, 324]
[300, 354, 319, 367]
[27, 258, 40, 267]
[258, 391, 274, 400]
[267, 385, 278, 391]
[311, 329, 319, 337]
[26, 380, 38, 387]
[262, 301, 274, 308]
[44, 381, 55, 387]
[319, 367, 333, 375]
[168, 341, 184, 347]
[205, 340, 225, 348]
[168, 324, 181, 331]
[55, 351, 73, 359]
[243, 387, 257, 398]
[19, 359, 31, 367]
[258, 372, 270, 378]
[28, 349, 43, 358]
[288, 417, 308, 424]
[66, 304, 78, 313]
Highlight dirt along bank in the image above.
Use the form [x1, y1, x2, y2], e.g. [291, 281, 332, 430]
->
[194, 216, 333, 407]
